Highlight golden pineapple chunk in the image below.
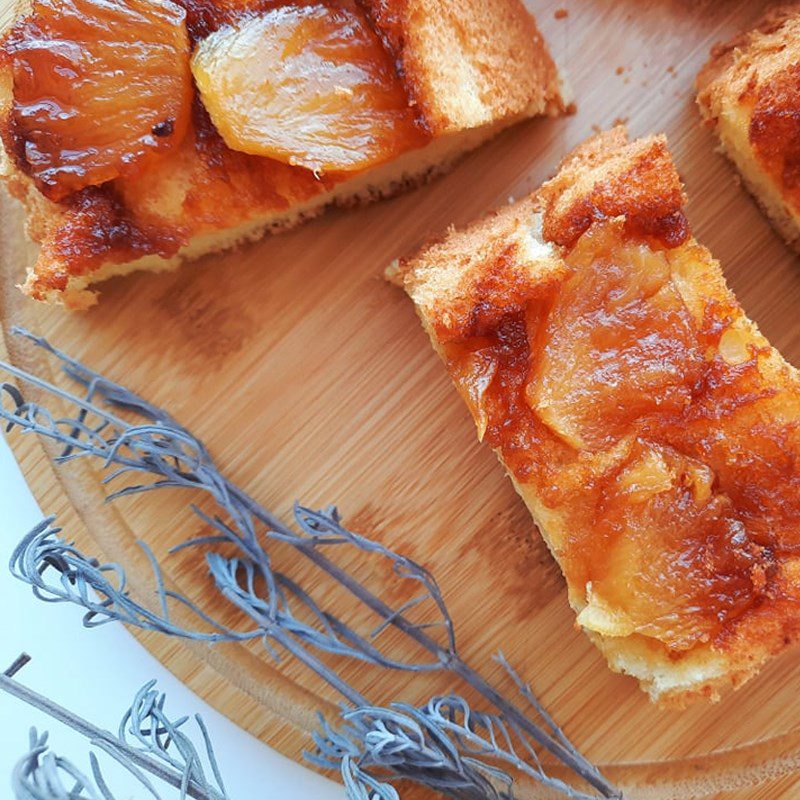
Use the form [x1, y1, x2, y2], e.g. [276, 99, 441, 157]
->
[2, 0, 192, 200]
[190, 4, 426, 174]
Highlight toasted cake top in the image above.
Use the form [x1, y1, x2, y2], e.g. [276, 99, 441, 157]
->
[697, 3, 800, 98]
[397, 128, 691, 342]
[397, 128, 800, 702]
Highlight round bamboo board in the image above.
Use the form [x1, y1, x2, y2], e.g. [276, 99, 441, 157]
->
[4, 2, 800, 797]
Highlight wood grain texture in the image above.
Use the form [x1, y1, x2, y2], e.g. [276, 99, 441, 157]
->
[3, 1, 800, 797]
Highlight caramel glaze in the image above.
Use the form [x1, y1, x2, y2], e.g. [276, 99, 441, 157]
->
[27, 99, 339, 291]
[749, 63, 800, 203]
[441, 220, 799, 655]
[38, 188, 184, 293]
[0, 0, 431, 289]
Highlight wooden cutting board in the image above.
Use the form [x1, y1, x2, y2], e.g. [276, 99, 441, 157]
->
[4, 1, 800, 797]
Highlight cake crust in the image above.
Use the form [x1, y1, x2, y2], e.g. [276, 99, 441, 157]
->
[697, 3, 800, 252]
[0, 0, 566, 309]
[363, 0, 566, 134]
[394, 128, 800, 706]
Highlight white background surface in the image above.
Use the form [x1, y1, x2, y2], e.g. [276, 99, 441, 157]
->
[0, 433, 343, 798]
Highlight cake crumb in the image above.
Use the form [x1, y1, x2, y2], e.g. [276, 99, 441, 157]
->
[615, 66, 625, 76]
[613, 116, 629, 127]
[554, 8, 568, 19]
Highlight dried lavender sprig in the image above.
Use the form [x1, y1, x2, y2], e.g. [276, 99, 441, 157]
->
[3, 659, 228, 800]
[10, 518, 429, 706]
[5, 653, 32, 677]
[10, 521, 596, 800]
[309, 690, 596, 800]
[10, 519, 260, 644]
[2, 333, 456, 676]
[13, 729, 102, 800]
[0, 329, 621, 799]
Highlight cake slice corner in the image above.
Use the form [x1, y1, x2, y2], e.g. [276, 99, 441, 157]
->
[696, 3, 800, 253]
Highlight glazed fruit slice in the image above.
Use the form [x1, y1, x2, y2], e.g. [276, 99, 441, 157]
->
[2, 0, 192, 201]
[527, 225, 704, 451]
[191, 3, 427, 173]
[581, 440, 764, 650]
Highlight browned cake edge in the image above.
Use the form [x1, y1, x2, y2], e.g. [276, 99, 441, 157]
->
[696, 3, 800, 254]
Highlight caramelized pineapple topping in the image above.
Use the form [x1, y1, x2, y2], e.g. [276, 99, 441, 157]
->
[191, 4, 427, 174]
[579, 440, 765, 650]
[2, 0, 192, 201]
[443, 221, 775, 651]
[529, 231, 703, 451]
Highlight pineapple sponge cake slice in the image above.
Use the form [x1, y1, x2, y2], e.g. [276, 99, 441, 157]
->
[391, 127, 800, 706]
[697, 3, 800, 252]
[0, 0, 568, 309]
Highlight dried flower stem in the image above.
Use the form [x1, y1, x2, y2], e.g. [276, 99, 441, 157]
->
[4, 652, 32, 678]
[2, 656, 227, 800]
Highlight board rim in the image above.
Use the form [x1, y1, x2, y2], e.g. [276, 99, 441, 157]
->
[5, 0, 800, 785]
